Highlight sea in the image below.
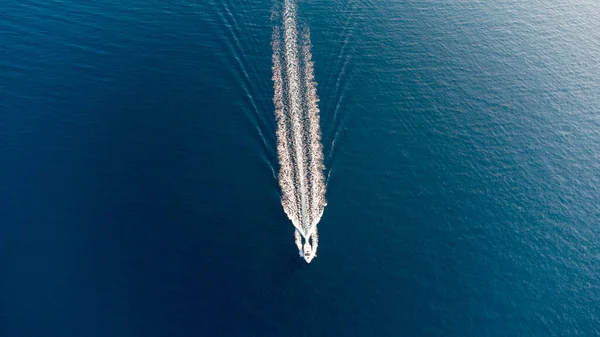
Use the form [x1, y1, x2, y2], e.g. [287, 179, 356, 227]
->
[1, 0, 599, 336]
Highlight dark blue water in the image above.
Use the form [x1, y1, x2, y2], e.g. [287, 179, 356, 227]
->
[2, 0, 599, 336]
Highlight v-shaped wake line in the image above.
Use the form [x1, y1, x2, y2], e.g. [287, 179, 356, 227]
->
[272, 0, 326, 263]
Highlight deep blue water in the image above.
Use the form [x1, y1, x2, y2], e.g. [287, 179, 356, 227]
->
[2, 0, 600, 336]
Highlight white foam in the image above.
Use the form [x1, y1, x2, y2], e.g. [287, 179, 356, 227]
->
[272, 0, 326, 263]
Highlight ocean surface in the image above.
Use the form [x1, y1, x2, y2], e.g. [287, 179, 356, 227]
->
[1, 0, 599, 336]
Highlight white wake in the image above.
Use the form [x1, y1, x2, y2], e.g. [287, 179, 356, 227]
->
[272, 0, 326, 263]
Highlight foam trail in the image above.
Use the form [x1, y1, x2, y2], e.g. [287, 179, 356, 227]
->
[272, 0, 326, 263]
